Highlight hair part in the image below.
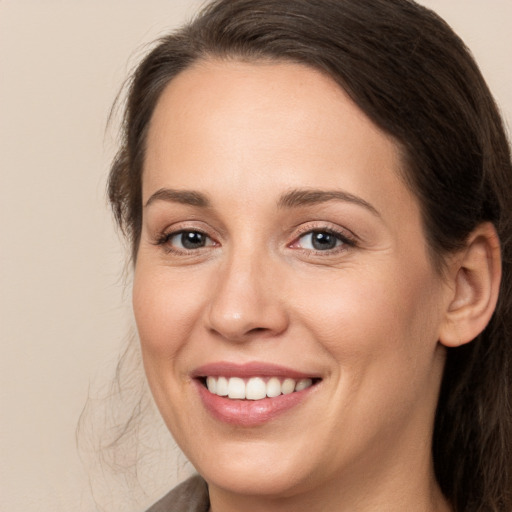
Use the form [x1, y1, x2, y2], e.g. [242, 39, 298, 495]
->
[108, 1, 512, 510]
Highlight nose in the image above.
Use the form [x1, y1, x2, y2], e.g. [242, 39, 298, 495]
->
[205, 249, 289, 342]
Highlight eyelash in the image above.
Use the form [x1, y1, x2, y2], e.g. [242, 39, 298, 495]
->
[290, 225, 356, 255]
[154, 229, 216, 255]
[154, 225, 356, 256]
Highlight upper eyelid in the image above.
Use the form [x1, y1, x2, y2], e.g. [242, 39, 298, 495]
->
[292, 222, 357, 241]
[162, 228, 214, 243]
[155, 217, 228, 240]
[293, 229, 354, 248]
[154, 220, 216, 238]
[298, 229, 348, 240]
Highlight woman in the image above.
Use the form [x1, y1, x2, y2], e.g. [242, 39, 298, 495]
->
[108, 0, 512, 510]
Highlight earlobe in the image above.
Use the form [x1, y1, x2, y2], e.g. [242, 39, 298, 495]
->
[439, 222, 502, 348]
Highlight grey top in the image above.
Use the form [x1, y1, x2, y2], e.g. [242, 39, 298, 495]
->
[145, 475, 210, 512]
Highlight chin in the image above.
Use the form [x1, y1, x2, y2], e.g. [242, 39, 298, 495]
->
[199, 455, 309, 498]
[180, 432, 318, 498]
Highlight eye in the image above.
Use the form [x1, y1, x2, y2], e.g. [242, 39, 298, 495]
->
[295, 230, 347, 251]
[165, 230, 214, 250]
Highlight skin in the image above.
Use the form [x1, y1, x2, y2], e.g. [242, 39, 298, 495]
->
[133, 60, 457, 511]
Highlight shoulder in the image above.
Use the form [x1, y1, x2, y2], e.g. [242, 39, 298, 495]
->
[145, 475, 209, 512]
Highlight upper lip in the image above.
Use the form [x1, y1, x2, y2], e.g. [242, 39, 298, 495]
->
[192, 361, 321, 380]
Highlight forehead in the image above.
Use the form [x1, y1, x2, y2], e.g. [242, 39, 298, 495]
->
[145, 59, 395, 165]
[143, 59, 418, 227]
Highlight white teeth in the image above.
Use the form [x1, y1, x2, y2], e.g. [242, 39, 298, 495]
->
[266, 377, 282, 397]
[228, 377, 245, 399]
[216, 376, 229, 396]
[295, 378, 313, 391]
[206, 376, 216, 394]
[205, 376, 316, 400]
[246, 377, 267, 400]
[282, 378, 296, 395]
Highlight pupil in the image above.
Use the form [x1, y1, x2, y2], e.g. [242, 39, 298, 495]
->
[312, 232, 336, 250]
[181, 231, 205, 249]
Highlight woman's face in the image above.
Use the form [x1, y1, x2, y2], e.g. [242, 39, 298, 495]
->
[134, 60, 451, 501]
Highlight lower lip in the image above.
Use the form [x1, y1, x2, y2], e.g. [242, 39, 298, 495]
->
[195, 380, 317, 427]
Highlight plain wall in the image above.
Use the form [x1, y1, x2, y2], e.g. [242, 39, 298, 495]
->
[1, 1, 510, 511]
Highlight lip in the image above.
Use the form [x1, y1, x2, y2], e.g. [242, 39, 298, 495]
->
[192, 361, 320, 380]
[192, 361, 321, 427]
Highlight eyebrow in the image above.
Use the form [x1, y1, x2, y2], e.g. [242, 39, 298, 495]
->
[144, 186, 379, 217]
[278, 188, 380, 216]
[145, 188, 211, 208]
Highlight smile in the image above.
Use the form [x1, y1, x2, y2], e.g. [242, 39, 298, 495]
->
[192, 362, 321, 426]
[204, 376, 315, 400]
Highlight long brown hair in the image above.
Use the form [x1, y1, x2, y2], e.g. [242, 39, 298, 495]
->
[108, 1, 512, 509]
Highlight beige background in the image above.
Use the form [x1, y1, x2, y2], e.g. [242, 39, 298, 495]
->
[1, 1, 510, 511]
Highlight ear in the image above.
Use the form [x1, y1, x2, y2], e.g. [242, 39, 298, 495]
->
[439, 222, 502, 348]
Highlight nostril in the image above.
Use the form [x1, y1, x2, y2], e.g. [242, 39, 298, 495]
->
[248, 327, 267, 334]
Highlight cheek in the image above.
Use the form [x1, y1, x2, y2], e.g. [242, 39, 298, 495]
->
[132, 265, 203, 364]
[131, 264, 208, 437]
[291, 261, 446, 442]
[293, 259, 443, 369]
